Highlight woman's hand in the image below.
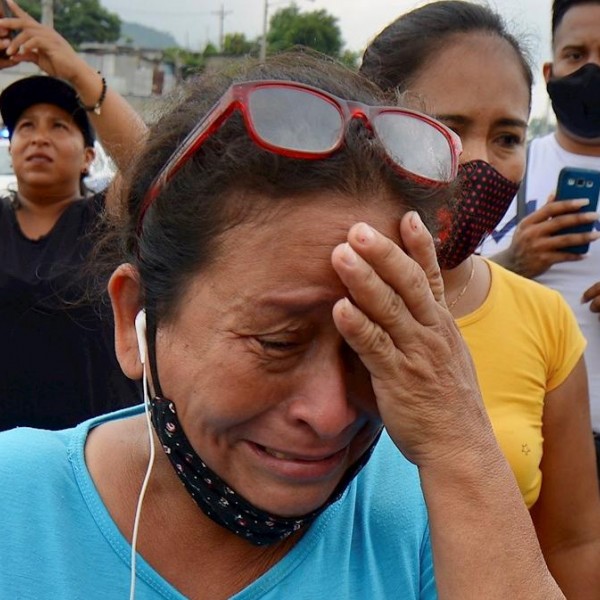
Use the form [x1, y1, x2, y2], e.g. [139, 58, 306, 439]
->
[0, 0, 92, 84]
[332, 211, 565, 599]
[331, 210, 490, 467]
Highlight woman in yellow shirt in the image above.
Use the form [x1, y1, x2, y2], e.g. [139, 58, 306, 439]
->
[362, 1, 600, 597]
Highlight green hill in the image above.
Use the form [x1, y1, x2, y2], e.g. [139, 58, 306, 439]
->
[120, 22, 178, 49]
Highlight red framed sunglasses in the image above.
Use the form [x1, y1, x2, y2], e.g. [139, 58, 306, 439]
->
[138, 80, 462, 228]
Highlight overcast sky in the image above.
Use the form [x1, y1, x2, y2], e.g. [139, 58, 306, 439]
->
[100, 0, 555, 117]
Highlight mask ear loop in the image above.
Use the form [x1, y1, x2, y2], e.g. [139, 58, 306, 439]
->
[129, 309, 156, 600]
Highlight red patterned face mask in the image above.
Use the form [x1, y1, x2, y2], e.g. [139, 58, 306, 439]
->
[436, 159, 520, 269]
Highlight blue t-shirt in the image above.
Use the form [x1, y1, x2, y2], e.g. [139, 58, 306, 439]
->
[0, 406, 436, 599]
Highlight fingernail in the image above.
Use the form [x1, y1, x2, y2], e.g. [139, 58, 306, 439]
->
[356, 223, 375, 244]
[573, 199, 591, 206]
[340, 243, 357, 266]
[339, 297, 355, 318]
[410, 211, 423, 232]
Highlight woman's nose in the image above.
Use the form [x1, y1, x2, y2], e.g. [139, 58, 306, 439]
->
[286, 352, 361, 440]
[30, 127, 51, 144]
[460, 139, 490, 165]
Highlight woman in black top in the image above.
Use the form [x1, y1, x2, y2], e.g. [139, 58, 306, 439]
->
[0, 1, 148, 429]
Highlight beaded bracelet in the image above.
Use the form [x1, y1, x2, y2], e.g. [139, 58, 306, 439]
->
[77, 73, 107, 116]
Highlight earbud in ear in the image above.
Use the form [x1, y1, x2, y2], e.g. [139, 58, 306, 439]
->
[135, 309, 147, 365]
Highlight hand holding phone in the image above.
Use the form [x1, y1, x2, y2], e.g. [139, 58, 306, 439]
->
[552, 167, 600, 254]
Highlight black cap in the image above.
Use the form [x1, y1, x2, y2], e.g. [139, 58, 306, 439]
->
[0, 75, 95, 147]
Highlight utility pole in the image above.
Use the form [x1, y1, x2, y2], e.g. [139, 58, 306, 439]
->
[212, 5, 232, 53]
[260, 0, 269, 63]
[260, 0, 314, 62]
[41, 0, 53, 28]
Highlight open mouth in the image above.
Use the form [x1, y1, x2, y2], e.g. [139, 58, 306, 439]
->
[258, 444, 344, 462]
[26, 154, 52, 163]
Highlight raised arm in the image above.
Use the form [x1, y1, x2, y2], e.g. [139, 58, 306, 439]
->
[0, 0, 148, 208]
[330, 211, 564, 599]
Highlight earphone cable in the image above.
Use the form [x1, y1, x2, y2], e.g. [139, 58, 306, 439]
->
[129, 362, 156, 600]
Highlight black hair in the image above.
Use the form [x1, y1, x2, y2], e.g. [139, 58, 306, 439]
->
[96, 50, 455, 327]
[360, 0, 533, 100]
[552, 0, 600, 39]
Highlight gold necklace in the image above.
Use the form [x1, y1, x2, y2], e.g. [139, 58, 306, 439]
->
[447, 256, 475, 311]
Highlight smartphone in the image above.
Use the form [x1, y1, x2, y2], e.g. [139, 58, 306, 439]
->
[553, 167, 600, 254]
[0, 0, 16, 59]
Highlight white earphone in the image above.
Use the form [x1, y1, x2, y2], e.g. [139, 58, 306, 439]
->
[135, 309, 147, 366]
[129, 308, 154, 600]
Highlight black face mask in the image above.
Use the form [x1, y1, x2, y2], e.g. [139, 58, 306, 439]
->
[547, 63, 600, 140]
[151, 396, 382, 546]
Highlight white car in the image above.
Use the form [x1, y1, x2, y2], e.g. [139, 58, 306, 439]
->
[0, 137, 16, 196]
[0, 136, 115, 197]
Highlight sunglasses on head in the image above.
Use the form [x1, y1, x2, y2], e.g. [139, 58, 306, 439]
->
[138, 80, 462, 229]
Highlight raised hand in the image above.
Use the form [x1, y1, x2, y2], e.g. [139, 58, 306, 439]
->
[0, 0, 89, 83]
[330, 211, 489, 466]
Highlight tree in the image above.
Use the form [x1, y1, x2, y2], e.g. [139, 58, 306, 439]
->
[202, 42, 219, 57]
[18, 0, 120, 46]
[222, 33, 256, 57]
[339, 49, 359, 70]
[162, 47, 205, 81]
[267, 4, 343, 58]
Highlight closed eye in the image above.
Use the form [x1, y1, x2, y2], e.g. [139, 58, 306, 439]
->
[257, 338, 299, 352]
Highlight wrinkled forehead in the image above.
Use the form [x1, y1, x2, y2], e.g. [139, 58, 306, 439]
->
[178, 189, 406, 316]
[209, 188, 405, 267]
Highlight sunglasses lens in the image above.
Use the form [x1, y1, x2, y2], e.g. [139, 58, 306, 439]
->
[248, 86, 343, 153]
[373, 113, 455, 182]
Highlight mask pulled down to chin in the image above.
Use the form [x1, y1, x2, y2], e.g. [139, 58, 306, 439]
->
[436, 159, 520, 270]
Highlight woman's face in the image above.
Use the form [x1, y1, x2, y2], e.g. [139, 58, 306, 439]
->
[9, 103, 94, 196]
[152, 192, 399, 517]
[407, 33, 530, 183]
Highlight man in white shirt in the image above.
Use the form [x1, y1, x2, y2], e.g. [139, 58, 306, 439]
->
[479, 0, 600, 479]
